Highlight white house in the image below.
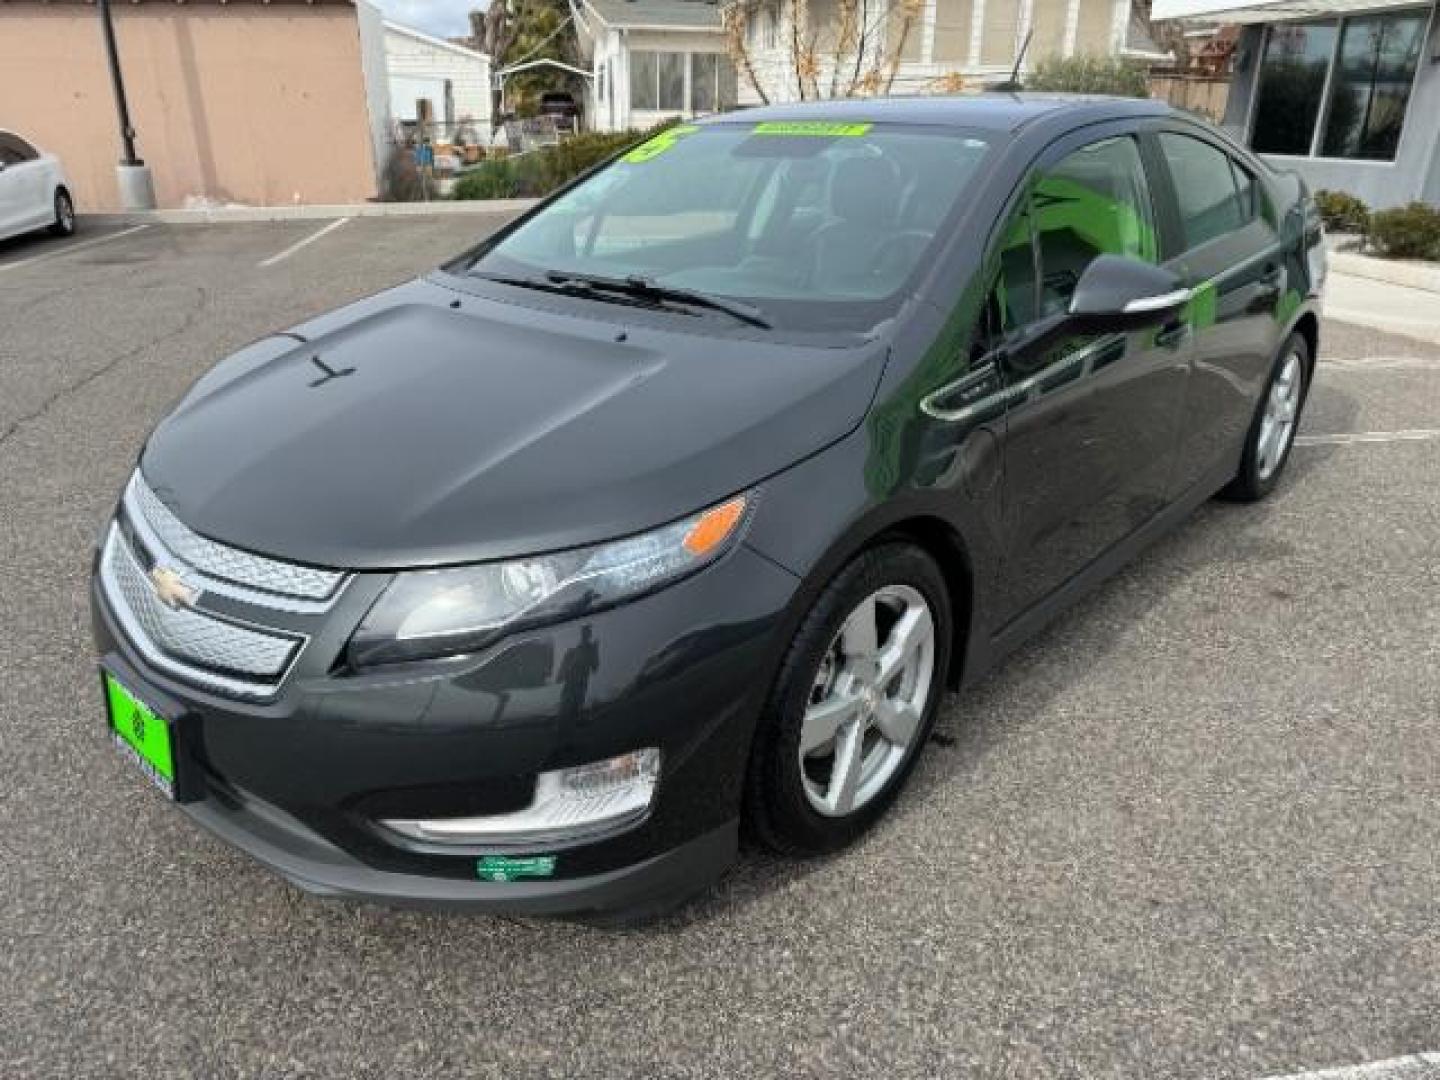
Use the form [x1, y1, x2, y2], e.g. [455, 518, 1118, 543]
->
[570, 0, 740, 131]
[727, 0, 1167, 104]
[383, 19, 492, 134]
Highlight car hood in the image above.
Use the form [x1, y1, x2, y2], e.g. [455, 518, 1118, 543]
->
[140, 278, 887, 569]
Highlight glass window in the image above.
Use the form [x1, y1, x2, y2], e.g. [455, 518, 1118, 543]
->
[630, 52, 658, 110]
[466, 125, 999, 333]
[1032, 137, 1157, 317]
[991, 205, 1038, 338]
[0, 132, 38, 164]
[691, 54, 717, 113]
[1250, 22, 1338, 155]
[658, 53, 685, 111]
[1230, 160, 1257, 219]
[1160, 133, 1249, 251]
[1320, 11, 1427, 161]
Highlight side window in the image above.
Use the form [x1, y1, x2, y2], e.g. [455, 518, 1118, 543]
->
[1032, 136, 1157, 318]
[1159, 132, 1250, 250]
[4, 134, 37, 162]
[0, 134, 24, 165]
[1230, 159, 1259, 221]
[979, 201, 1037, 356]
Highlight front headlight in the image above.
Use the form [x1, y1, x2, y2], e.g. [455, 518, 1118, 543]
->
[348, 493, 752, 668]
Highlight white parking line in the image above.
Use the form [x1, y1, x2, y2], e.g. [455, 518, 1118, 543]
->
[0, 224, 150, 274]
[1261, 1052, 1440, 1079]
[1296, 429, 1440, 446]
[257, 216, 351, 268]
[1322, 356, 1440, 371]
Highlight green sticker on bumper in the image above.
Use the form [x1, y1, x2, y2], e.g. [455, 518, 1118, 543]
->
[476, 855, 557, 882]
[752, 121, 872, 137]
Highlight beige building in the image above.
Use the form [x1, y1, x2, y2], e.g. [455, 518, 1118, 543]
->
[0, 0, 393, 211]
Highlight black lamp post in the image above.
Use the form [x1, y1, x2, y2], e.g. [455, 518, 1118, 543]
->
[97, 0, 143, 166]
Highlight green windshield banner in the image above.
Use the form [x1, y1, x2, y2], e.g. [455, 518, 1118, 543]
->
[622, 125, 699, 164]
[752, 121, 873, 137]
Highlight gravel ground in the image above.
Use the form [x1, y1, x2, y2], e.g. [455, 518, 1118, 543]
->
[1, 220, 1437, 1079]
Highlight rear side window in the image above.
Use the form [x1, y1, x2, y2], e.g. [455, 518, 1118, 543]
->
[1159, 133, 1252, 250]
[0, 133, 38, 164]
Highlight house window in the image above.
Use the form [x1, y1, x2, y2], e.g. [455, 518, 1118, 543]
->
[689, 53, 739, 113]
[630, 51, 659, 110]
[630, 51, 685, 110]
[1251, 22, 1338, 155]
[1248, 7, 1430, 162]
[762, 5, 779, 49]
[632, 51, 739, 114]
[692, 53, 717, 113]
[1319, 11, 1429, 161]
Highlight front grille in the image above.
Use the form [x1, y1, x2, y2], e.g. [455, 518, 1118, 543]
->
[98, 471, 349, 699]
[103, 529, 299, 680]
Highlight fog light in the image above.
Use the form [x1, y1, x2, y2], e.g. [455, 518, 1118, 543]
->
[380, 749, 661, 846]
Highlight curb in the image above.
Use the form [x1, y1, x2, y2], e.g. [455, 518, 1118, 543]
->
[81, 200, 539, 226]
[1329, 250, 1440, 294]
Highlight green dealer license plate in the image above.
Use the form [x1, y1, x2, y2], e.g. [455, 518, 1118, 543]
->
[103, 672, 177, 799]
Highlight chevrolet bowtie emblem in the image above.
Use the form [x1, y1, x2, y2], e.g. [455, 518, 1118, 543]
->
[149, 565, 201, 610]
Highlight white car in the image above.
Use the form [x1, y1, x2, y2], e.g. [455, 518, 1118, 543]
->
[0, 130, 76, 243]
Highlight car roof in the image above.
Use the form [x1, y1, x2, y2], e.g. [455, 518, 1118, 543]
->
[704, 94, 1172, 133]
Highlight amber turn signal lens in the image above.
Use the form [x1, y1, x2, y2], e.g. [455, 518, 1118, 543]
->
[682, 496, 748, 556]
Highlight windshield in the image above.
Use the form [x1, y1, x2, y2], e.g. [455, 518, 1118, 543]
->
[462, 121, 998, 333]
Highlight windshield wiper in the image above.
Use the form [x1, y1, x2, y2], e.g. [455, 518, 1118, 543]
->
[544, 271, 773, 330]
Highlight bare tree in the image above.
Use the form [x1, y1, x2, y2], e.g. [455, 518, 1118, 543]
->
[723, 0, 927, 103]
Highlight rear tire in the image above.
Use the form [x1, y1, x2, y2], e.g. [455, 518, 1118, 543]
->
[745, 543, 952, 856]
[49, 188, 76, 237]
[1222, 331, 1309, 502]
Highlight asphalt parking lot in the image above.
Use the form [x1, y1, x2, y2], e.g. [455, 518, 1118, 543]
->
[2, 215, 1438, 1079]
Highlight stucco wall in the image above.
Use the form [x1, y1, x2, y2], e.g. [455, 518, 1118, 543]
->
[0, 3, 379, 211]
[1222, 17, 1440, 210]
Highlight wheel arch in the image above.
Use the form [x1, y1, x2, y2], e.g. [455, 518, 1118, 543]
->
[865, 514, 976, 690]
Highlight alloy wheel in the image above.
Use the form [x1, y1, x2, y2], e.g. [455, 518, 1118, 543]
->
[1256, 350, 1302, 481]
[799, 584, 936, 817]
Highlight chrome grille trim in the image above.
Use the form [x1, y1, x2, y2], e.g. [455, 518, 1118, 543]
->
[126, 474, 344, 604]
[99, 526, 302, 700]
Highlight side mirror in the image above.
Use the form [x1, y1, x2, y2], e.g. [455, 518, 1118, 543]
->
[1069, 255, 1192, 331]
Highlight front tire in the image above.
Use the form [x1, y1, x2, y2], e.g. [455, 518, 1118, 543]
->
[745, 543, 952, 855]
[49, 188, 76, 237]
[1223, 331, 1309, 502]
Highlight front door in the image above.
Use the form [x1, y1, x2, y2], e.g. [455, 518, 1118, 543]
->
[992, 129, 1191, 623]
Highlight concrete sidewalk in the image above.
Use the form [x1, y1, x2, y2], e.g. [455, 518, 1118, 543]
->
[1325, 271, 1440, 347]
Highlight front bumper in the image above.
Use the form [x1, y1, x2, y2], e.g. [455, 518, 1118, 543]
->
[91, 542, 798, 916]
[182, 783, 738, 914]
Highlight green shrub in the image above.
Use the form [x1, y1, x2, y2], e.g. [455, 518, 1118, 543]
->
[1024, 54, 1150, 98]
[453, 125, 669, 201]
[1314, 189, 1370, 234]
[1367, 202, 1440, 260]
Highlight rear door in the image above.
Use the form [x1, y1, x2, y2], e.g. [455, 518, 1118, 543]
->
[0, 133, 48, 237]
[992, 125, 1191, 622]
[1147, 128, 1284, 494]
[0, 134, 28, 237]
